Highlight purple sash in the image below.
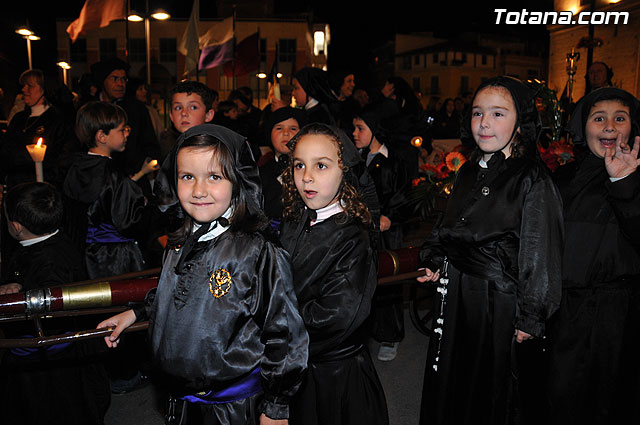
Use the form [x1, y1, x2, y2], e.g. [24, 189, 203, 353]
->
[86, 223, 133, 244]
[181, 368, 262, 404]
[11, 334, 72, 357]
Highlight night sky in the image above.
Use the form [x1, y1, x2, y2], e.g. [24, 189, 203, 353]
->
[1, 0, 553, 93]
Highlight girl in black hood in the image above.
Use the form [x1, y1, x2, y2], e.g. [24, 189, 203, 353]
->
[417, 76, 563, 425]
[97, 124, 309, 425]
[547, 87, 640, 425]
[291, 67, 338, 126]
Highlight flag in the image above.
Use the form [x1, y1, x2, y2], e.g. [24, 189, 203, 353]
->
[223, 32, 260, 77]
[267, 42, 280, 101]
[66, 0, 126, 43]
[198, 17, 234, 71]
[178, 0, 200, 76]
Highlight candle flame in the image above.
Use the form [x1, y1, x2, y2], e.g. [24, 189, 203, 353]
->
[150, 159, 158, 166]
[36, 138, 43, 148]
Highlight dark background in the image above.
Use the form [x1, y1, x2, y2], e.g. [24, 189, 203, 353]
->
[1, 0, 553, 110]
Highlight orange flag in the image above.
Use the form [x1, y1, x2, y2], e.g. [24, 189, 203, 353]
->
[66, 0, 126, 42]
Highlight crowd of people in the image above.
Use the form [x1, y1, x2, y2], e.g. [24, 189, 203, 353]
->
[0, 57, 638, 425]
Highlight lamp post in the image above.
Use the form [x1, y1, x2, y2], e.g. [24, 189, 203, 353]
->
[128, 4, 170, 85]
[16, 27, 40, 70]
[57, 61, 71, 87]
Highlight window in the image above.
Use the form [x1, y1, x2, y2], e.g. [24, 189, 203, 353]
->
[130, 38, 145, 62]
[402, 56, 411, 70]
[481, 55, 487, 65]
[461, 76, 469, 93]
[433, 53, 438, 64]
[279, 39, 296, 62]
[413, 77, 420, 91]
[99, 38, 117, 61]
[431, 75, 439, 94]
[424, 54, 427, 68]
[414, 55, 420, 65]
[160, 38, 177, 62]
[461, 53, 467, 63]
[69, 38, 87, 63]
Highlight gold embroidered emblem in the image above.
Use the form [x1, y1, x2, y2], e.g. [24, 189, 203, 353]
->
[209, 268, 232, 298]
[35, 126, 45, 135]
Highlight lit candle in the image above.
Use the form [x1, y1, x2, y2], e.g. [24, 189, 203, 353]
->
[26, 137, 47, 182]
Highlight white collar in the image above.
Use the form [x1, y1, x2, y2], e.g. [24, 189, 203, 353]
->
[194, 207, 233, 242]
[371, 143, 389, 158]
[478, 158, 488, 169]
[20, 229, 59, 247]
[29, 103, 49, 117]
[310, 201, 344, 226]
[305, 97, 319, 110]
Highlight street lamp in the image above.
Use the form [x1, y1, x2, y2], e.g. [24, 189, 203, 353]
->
[57, 61, 71, 87]
[128, 5, 170, 85]
[15, 26, 40, 69]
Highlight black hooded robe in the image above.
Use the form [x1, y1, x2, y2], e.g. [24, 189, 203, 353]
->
[418, 153, 563, 425]
[280, 213, 389, 425]
[63, 153, 147, 279]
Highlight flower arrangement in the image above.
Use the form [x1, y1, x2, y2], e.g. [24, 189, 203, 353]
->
[410, 149, 468, 219]
[538, 138, 575, 171]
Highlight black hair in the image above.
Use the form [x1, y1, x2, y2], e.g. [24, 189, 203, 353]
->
[75, 101, 128, 148]
[4, 182, 63, 235]
[171, 81, 215, 111]
[218, 100, 238, 115]
[228, 90, 251, 108]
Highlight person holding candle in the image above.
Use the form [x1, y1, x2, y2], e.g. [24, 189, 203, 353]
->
[0, 69, 73, 190]
[63, 101, 149, 279]
[63, 100, 155, 394]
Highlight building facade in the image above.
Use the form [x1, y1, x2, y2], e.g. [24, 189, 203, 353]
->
[55, 16, 329, 107]
[547, 0, 640, 100]
[392, 32, 547, 103]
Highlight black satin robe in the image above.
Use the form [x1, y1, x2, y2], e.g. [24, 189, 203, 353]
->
[280, 213, 389, 425]
[146, 229, 308, 421]
[547, 153, 640, 425]
[419, 153, 563, 425]
[63, 153, 147, 278]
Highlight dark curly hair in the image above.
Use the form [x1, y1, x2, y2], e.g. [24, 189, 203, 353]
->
[281, 123, 372, 227]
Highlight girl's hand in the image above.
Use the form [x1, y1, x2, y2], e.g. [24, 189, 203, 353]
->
[380, 215, 391, 232]
[605, 134, 640, 178]
[97, 309, 137, 348]
[515, 329, 533, 343]
[260, 413, 287, 425]
[416, 267, 440, 283]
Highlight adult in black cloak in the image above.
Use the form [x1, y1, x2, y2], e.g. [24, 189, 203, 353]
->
[292, 67, 338, 126]
[546, 87, 640, 425]
[417, 76, 563, 425]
